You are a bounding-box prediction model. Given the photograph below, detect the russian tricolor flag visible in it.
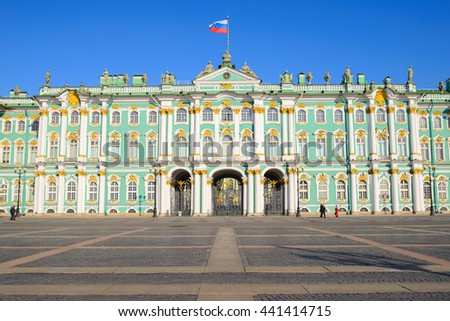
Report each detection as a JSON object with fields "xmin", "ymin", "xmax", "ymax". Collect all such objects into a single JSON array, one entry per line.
[{"xmin": 209, "ymin": 19, "xmax": 228, "ymax": 34}]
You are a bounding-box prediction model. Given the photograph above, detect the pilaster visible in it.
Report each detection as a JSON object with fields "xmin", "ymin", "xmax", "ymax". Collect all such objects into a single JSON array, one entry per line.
[
  {"xmin": 98, "ymin": 167, "xmax": 106, "ymax": 215},
  {"xmin": 370, "ymin": 167, "xmax": 379, "ymax": 213},
  {"xmin": 247, "ymin": 170, "xmax": 255, "ymax": 214},
  {"xmin": 391, "ymin": 167, "xmax": 400, "ymax": 214},
  {"xmin": 350, "ymin": 167, "xmax": 358, "ymax": 214},
  {"xmin": 387, "ymin": 104, "xmax": 397, "ymax": 160},
  {"xmin": 57, "ymin": 168, "xmax": 65, "ymax": 213}
]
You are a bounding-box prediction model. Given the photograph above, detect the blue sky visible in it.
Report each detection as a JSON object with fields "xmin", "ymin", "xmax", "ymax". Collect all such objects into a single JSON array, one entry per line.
[{"xmin": 0, "ymin": 0, "xmax": 449, "ymax": 96}]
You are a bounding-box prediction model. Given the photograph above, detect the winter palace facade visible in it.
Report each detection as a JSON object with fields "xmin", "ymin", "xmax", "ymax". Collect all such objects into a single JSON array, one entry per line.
[{"xmin": 1, "ymin": 52, "xmax": 450, "ymax": 216}]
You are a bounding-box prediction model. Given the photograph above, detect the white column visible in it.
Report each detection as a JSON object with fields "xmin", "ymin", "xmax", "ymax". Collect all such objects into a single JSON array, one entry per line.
[
  {"xmin": 59, "ymin": 106, "xmax": 68, "ymax": 162},
  {"xmin": 37, "ymin": 103, "xmax": 49, "ymax": 162},
  {"xmin": 189, "ymin": 105, "xmax": 195, "ymax": 158},
  {"xmin": 288, "ymin": 168, "xmax": 295, "ymax": 215},
  {"xmin": 368, "ymin": 106, "xmax": 377, "ymax": 160},
  {"xmin": 76, "ymin": 171, "xmax": 86, "ymax": 213},
  {"xmin": 408, "ymin": 105, "xmax": 420, "ymax": 160},
  {"xmin": 159, "ymin": 169, "xmax": 170, "ymax": 215},
  {"xmin": 371, "ymin": 168, "xmax": 380, "ymax": 213},
  {"xmin": 252, "ymin": 99, "xmax": 264, "ymax": 158},
  {"xmin": 385, "ymin": 107, "xmax": 396, "ymax": 161},
  {"xmin": 78, "ymin": 103, "xmax": 88, "ymax": 162},
  {"xmin": 166, "ymin": 109, "xmax": 173, "ymax": 160},
  {"xmin": 57, "ymin": 171, "xmax": 65, "ymax": 213},
  {"xmin": 243, "ymin": 177, "xmax": 248, "ymax": 215},
  {"xmin": 234, "ymin": 108, "xmax": 240, "ymax": 156},
  {"xmin": 347, "ymin": 106, "xmax": 356, "ymax": 160},
  {"xmin": 350, "ymin": 168, "xmax": 358, "ymax": 214},
  {"xmin": 255, "ymin": 170, "xmax": 263, "ymax": 215},
  {"xmin": 214, "ymin": 108, "xmax": 220, "ymax": 142},
  {"xmin": 288, "ymin": 108, "xmax": 295, "ymax": 156},
  {"xmin": 98, "ymin": 168, "xmax": 106, "ymax": 215},
  {"xmin": 200, "ymin": 171, "xmax": 208, "ymax": 215},
  {"xmin": 391, "ymin": 168, "xmax": 400, "ymax": 214},
  {"xmin": 283, "ymin": 176, "xmax": 289, "ymax": 215},
  {"xmin": 247, "ymin": 170, "xmax": 254, "ymax": 214},
  {"xmin": 100, "ymin": 102, "xmax": 108, "ymax": 161},
  {"xmin": 204, "ymin": 176, "xmax": 212, "ymax": 215},
  {"xmin": 156, "ymin": 171, "xmax": 161, "ymax": 215},
  {"xmin": 34, "ymin": 170, "xmax": 45, "ymax": 214},
  {"xmin": 281, "ymin": 109, "xmax": 288, "ymax": 158},
  {"xmin": 193, "ymin": 170, "xmax": 201, "ymax": 215},
  {"xmin": 412, "ymin": 167, "xmax": 422, "ymax": 213},
  {"xmin": 159, "ymin": 109, "xmax": 167, "ymax": 160}
]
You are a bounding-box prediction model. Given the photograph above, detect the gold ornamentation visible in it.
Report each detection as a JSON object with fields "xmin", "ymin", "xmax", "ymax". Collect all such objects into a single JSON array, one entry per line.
[
  {"xmin": 242, "ymin": 129, "xmax": 252, "ymax": 137},
  {"xmin": 269, "ymin": 128, "xmax": 278, "ymax": 137},
  {"xmin": 221, "ymin": 83, "xmax": 232, "ymax": 90},
  {"xmin": 203, "ymin": 102, "xmax": 212, "ymax": 107},
  {"xmin": 50, "ymin": 105, "xmax": 59, "ymax": 111},
  {"xmin": 233, "ymin": 108, "xmax": 241, "ymax": 114},
  {"xmin": 48, "ymin": 176, "xmax": 56, "ymax": 183},
  {"xmin": 159, "ymin": 170, "xmax": 167, "ymax": 175},
  {"xmin": 387, "ymin": 106, "xmax": 395, "ymax": 114},
  {"xmin": 129, "ymin": 132, "xmax": 139, "ymax": 140},
  {"xmin": 390, "ymin": 168, "xmax": 399, "ymax": 174},
  {"xmin": 298, "ymin": 103, "xmax": 305, "ymax": 108},
  {"xmin": 242, "ymin": 102, "xmax": 251, "ymax": 107},
  {"xmin": 317, "ymin": 104, "xmax": 324, "ymax": 108},
  {"xmin": 98, "ymin": 170, "xmax": 106, "ymax": 176},
  {"xmin": 268, "ymin": 102, "xmax": 278, "ymax": 107},
  {"xmin": 347, "ymin": 107, "xmax": 354, "ymax": 113},
  {"xmin": 130, "ymin": 105, "xmax": 138, "ymax": 110},
  {"xmin": 375, "ymin": 89, "xmax": 386, "ymax": 106},
  {"xmin": 337, "ymin": 173, "xmax": 345, "ymax": 180},
  {"xmin": 400, "ymin": 173, "xmax": 409, "ymax": 181},
  {"xmin": 56, "ymin": 170, "xmax": 65, "ymax": 176},
  {"xmin": 101, "ymin": 109, "xmax": 108, "ymax": 116},
  {"xmin": 253, "ymin": 106, "xmax": 265, "ymax": 114},
  {"xmin": 222, "ymin": 100, "xmax": 232, "ymax": 107},
  {"xmin": 335, "ymin": 103, "xmax": 343, "ymax": 108},
  {"xmin": 128, "ymin": 175, "xmax": 137, "ymax": 182},
  {"xmin": 177, "ymin": 102, "xmax": 186, "ymax": 108},
  {"xmin": 177, "ymin": 130, "xmax": 186, "ymax": 138},
  {"xmin": 206, "ymin": 179, "xmax": 212, "ymax": 185},
  {"xmin": 367, "ymin": 106, "xmax": 376, "ymax": 114},
  {"xmin": 214, "ymin": 108, "xmax": 221, "ymax": 114},
  {"xmin": 68, "ymin": 91, "xmax": 80, "ymax": 108},
  {"xmin": 30, "ymin": 140, "xmax": 38, "ymax": 146},
  {"xmin": 318, "ymin": 174, "xmax": 327, "ymax": 182},
  {"xmin": 369, "ymin": 169, "xmax": 379, "ymax": 175},
  {"xmin": 17, "ymin": 114, "xmax": 25, "ymax": 120},
  {"xmin": 31, "ymin": 115, "xmax": 39, "ymax": 120},
  {"xmin": 350, "ymin": 169, "xmax": 357, "ymax": 175},
  {"xmin": 397, "ymin": 103, "xmax": 404, "ymax": 108},
  {"xmin": 242, "ymin": 179, "xmax": 247, "ymax": 185},
  {"xmin": 15, "ymin": 141, "xmax": 24, "ymax": 147},
  {"xmin": 408, "ymin": 107, "xmax": 418, "ymax": 114},
  {"xmin": 80, "ymin": 109, "xmax": 89, "ymax": 116},
  {"xmin": 88, "ymin": 175, "xmax": 97, "ymax": 183},
  {"xmin": 39, "ymin": 110, "xmax": 49, "ymax": 117},
  {"xmin": 254, "ymin": 170, "xmax": 261, "ymax": 175},
  {"xmin": 76, "ymin": 170, "xmax": 86, "ymax": 176},
  {"xmin": 148, "ymin": 104, "xmax": 156, "ymax": 109}
]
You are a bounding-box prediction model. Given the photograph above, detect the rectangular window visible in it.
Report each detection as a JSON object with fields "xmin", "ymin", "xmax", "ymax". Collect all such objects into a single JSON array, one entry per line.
[
  {"xmin": 421, "ymin": 142, "xmax": 429, "ymax": 160},
  {"xmin": 316, "ymin": 138, "xmax": 326, "ymax": 158},
  {"xmin": 356, "ymin": 138, "xmax": 366, "ymax": 157},
  {"xmin": 29, "ymin": 146, "xmax": 37, "ymax": 164},
  {"xmin": 90, "ymin": 140, "xmax": 99, "ymax": 159},
  {"xmin": 398, "ymin": 137, "xmax": 407, "ymax": 157},
  {"xmin": 49, "ymin": 141, "xmax": 58, "ymax": 159},
  {"xmin": 15, "ymin": 146, "xmax": 24, "ymax": 164},
  {"xmin": 334, "ymin": 137, "xmax": 345, "ymax": 157},
  {"xmin": 435, "ymin": 142, "xmax": 444, "ymax": 161},
  {"xmin": 147, "ymin": 181, "xmax": 156, "ymax": 201},
  {"xmin": 1, "ymin": 146, "xmax": 11, "ymax": 164}
]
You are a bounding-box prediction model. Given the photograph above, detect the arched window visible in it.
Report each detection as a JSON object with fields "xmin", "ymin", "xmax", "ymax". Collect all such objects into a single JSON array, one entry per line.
[
  {"xmin": 397, "ymin": 137, "xmax": 407, "ymax": 157},
  {"xmin": 377, "ymin": 137, "xmax": 388, "ymax": 156},
  {"xmin": 433, "ymin": 116, "xmax": 442, "ymax": 129},
  {"xmin": 396, "ymin": 109, "xmax": 406, "ymax": 122},
  {"xmin": 110, "ymin": 140, "xmax": 120, "ymax": 158},
  {"xmin": 147, "ymin": 139, "xmax": 157, "ymax": 159},
  {"xmin": 17, "ymin": 120, "xmax": 25, "ymax": 132},
  {"xmin": 267, "ymin": 108, "xmax": 279, "ymax": 122},
  {"xmin": 222, "ymin": 135, "xmax": 233, "ymax": 157},
  {"xmin": 316, "ymin": 109, "xmax": 325, "ymax": 123},
  {"xmin": 127, "ymin": 181, "xmax": 137, "ymax": 201},
  {"xmin": 112, "ymin": 111, "xmax": 121, "ymax": 124},
  {"xmin": 0, "ymin": 184, "xmax": 7, "ymax": 202},
  {"xmin": 68, "ymin": 139, "xmax": 78, "ymax": 159},
  {"xmin": 202, "ymin": 108, "xmax": 213, "ymax": 122},
  {"xmin": 3, "ymin": 120, "xmax": 12, "ymax": 132},
  {"xmin": 110, "ymin": 181, "xmax": 119, "ymax": 201},
  {"xmin": 334, "ymin": 136, "xmax": 345, "ymax": 157},
  {"xmin": 267, "ymin": 135, "xmax": 279, "ymax": 158},
  {"xmin": 128, "ymin": 140, "xmax": 139, "ymax": 159},
  {"xmin": 242, "ymin": 136, "xmax": 254, "ymax": 157},
  {"xmin": 50, "ymin": 112, "xmax": 60, "ymax": 125},
  {"xmin": 203, "ymin": 136, "xmax": 214, "ymax": 157},
  {"xmin": 298, "ymin": 137, "xmax": 308, "ymax": 158},
  {"xmin": 419, "ymin": 116, "xmax": 428, "ymax": 130},
  {"xmin": 355, "ymin": 109, "xmax": 365, "ymax": 122},
  {"xmin": 26, "ymin": 182, "xmax": 34, "ymax": 202},
  {"xmin": 336, "ymin": 180, "xmax": 346, "ymax": 200},
  {"xmin": 298, "ymin": 109, "xmax": 307, "ymax": 122},
  {"xmin": 130, "ymin": 111, "xmax": 139, "ymax": 123},
  {"xmin": 380, "ymin": 179, "xmax": 390, "ymax": 200},
  {"xmin": 376, "ymin": 109, "xmax": 386, "ymax": 122},
  {"xmin": 420, "ymin": 141, "xmax": 429, "ymax": 160},
  {"xmin": 67, "ymin": 181, "xmax": 77, "ymax": 201},
  {"xmin": 31, "ymin": 120, "xmax": 39, "ymax": 132},
  {"xmin": 176, "ymin": 109, "xmax": 187, "ymax": 123},
  {"xmin": 148, "ymin": 111, "xmax": 157, "ymax": 123},
  {"xmin": 423, "ymin": 182, "xmax": 431, "ymax": 199},
  {"xmin": 299, "ymin": 180, "xmax": 308, "ymax": 199},
  {"xmin": 318, "ymin": 180, "xmax": 328, "ymax": 200},
  {"xmin": 334, "ymin": 109, "xmax": 343, "ymax": 123},
  {"xmin": 147, "ymin": 180, "xmax": 156, "ymax": 201},
  {"xmin": 438, "ymin": 182, "xmax": 447, "ymax": 200},
  {"xmin": 91, "ymin": 111, "xmax": 100, "ymax": 125},
  {"xmin": 400, "ymin": 180, "xmax": 409, "ymax": 199},
  {"xmin": 356, "ymin": 136, "xmax": 366, "ymax": 157},
  {"xmin": 89, "ymin": 182, "xmax": 98, "ymax": 202},
  {"xmin": 174, "ymin": 136, "xmax": 188, "ymax": 158},
  {"xmin": 90, "ymin": 139, "xmax": 99, "ymax": 159},
  {"xmin": 358, "ymin": 180, "xmax": 368, "ymax": 200},
  {"xmin": 221, "ymin": 108, "xmax": 233, "ymax": 122},
  {"xmin": 241, "ymin": 108, "xmax": 252, "ymax": 121},
  {"xmin": 70, "ymin": 110, "xmax": 79, "ymax": 124}
]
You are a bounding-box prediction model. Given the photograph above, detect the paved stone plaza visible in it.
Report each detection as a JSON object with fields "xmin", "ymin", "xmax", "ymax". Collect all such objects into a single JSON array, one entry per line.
[{"xmin": 0, "ymin": 215, "xmax": 449, "ymax": 300}]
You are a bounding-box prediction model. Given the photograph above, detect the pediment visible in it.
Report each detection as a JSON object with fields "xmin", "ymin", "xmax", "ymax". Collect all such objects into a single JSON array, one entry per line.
[{"xmin": 193, "ymin": 67, "xmax": 261, "ymax": 85}]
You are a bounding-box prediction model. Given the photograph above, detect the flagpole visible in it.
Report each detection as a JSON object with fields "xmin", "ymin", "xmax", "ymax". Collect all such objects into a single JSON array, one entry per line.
[{"xmin": 227, "ymin": 16, "xmax": 230, "ymax": 53}]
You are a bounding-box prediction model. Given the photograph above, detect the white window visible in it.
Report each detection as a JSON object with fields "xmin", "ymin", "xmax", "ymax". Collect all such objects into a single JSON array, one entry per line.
[
  {"xmin": 110, "ymin": 140, "xmax": 120, "ymax": 158},
  {"xmin": 397, "ymin": 137, "xmax": 407, "ymax": 157},
  {"xmin": 356, "ymin": 137, "xmax": 366, "ymax": 157},
  {"xmin": 221, "ymin": 108, "xmax": 233, "ymax": 122},
  {"xmin": 148, "ymin": 111, "xmax": 157, "ymax": 123},
  {"xmin": 89, "ymin": 182, "xmax": 98, "ymax": 202},
  {"xmin": 3, "ymin": 120, "xmax": 12, "ymax": 132},
  {"xmin": 358, "ymin": 181, "xmax": 368, "ymax": 200},
  {"xmin": 424, "ymin": 182, "xmax": 431, "ymax": 199},
  {"xmin": 421, "ymin": 141, "xmax": 429, "ymax": 160},
  {"xmin": 29, "ymin": 145, "xmax": 37, "ymax": 163},
  {"xmin": 27, "ymin": 182, "xmax": 34, "ymax": 202},
  {"xmin": 318, "ymin": 180, "xmax": 328, "ymax": 200},
  {"xmin": 1, "ymin": 146, "xmax": 10, "ymax": 164},
  {"xmin": 334, "ymin": 110, "xmax": 343, "ymax": 123},
  {"xmin": 334, "ymin": 137, "xmax": 345, "ymax": 157},
  {"xmin": 298, "ymin": 138, "xmax": 308, "ymax": 158},
  {"xmin": 316, "ymin": 109, "xmax": 325, "ymax": 123},
  {"xmin": 203, "ymin": 136, "xmax": 214, "ymax": 157},
  {"xmin": 147, "ymin": 140, "xmax": 157, "ymax": 159},
  {"xmin": 112, "ymin": 111, "xmax": 121, "ymax": 124},
  {"xmin": 433, "ymin": 117, "xmax": 442, "ymax": 129},
  {"xmin": 268, "ymin": 135, "xmax": 279, "ymax": 158},
  {"xmin": 48, "ymin": 182, "xmax": 57, "ymax": 201},
  {"xmin": 336, "ymin": 180, "xmax": 346, "ymax": 200},
  {"xmin": 222, "ymin": 135, "xmax": 233, "ymax": 158},
  {"xmin": 435, "ymin": 141, "xmax": 444, "ymax": 161},
  {"xmin": 70, "ymin": 110, "xmax": 79, "ymax": 124},
  {"xmin": 174, "ymin": 136, "xmax": 188, "ymax": 159},
  {"xmin": 15, "ymin": 146, "xmax": 24, "ymax": 164},
  {"xmin": 110, "ymin": 181, "xmax": 119, "ymax": 201},
  {"xmin": 128, "ymin": 140, "xmax": 139, "ymax": 159},
  {"xmin": 17, "ymin": 120, "xmax": 25, "ymax": 132},
  {"xmin": 419, "ymin": 117, "xmax": 428, "ymax": 130},
  {"xmin": 91, "ymin": 111, "xmax": 100, "ymax": 125},
  {"xmin": 376, "ymin": 109, "xmax": 386, "ymax": 122},
  {"xmin": 0, "ymin": 184, "xmax": 8, "ymax": 202},
  {"xmin": 147, "ymin": 181, "xmax": 156, "ymax": 201},
  {"xmin": 12, "ymin": 183, "xmax": 19, "ymax": 203},
  {"xmin": 377, "ymin": 137, "xmax": 388, "ymax": 156},
  {"xmin": 267, "ymin": 108, "xmax": 279, "ymax": 122},
  {"xmin": 241, "ymin": 108, "xmax": 252, "ymax": 122},
  {"xmin": 49, "ymin": 140, "xmax": 58, "ymax": 159},
  {"xmin": 316, "ymin": 137, "xmax": 326, "ymax": 158},
  {"xmin": 242, "ymin": 136, "xmax": 254, "ymax": 157},
  {"xmin": 438, "ymin": 182, "xmax": 447, "ymax": 200},
  {"xmin": 396, "ymin": 109, "xmax": 406, "ymax": 122},
  {"xmin": 202, "ymin": 108, "xmax": 213, "ymax": 122},
  {"xmin": 68, "ymin": 140, "xmax": 78, "ymax": 159},
  {"xmin": 127, "ymin": 181, "xmax": 137, "ymax": 201},
  {"xmin": 50, "ymin": 112, "xmax": 60, "ymax": 125},
  {"xmin": 380, "ymin": 179, "xmax": 390, "ymax": 200},
  {"xmin": 31, "ymin": 120, "xmax": 39, "ymax": 132},
  {"xmin": 355, "ymin": 109, "xmax": 365, "ymax": 122},
  {"xmin": 176, "ymin": 109, "xmax": 187, "ymax": 123},
  {"xmin": 90, "ymin": 140, "xmax": 99, "ymax": 159},
  {"xmin": 400, "ymin": 180, "xmax": 409, "ymax": 199},
  {"xmin": 299, "ymin": 180, "xmax": 308, "ymax": 199},
  {"xmin": 67, "ymin": 181, "xmax": 77, "ymax": 201},
  {"xmin": 298, "ymin": 110, "xmax": 307, "ymax": 122},
  {"xmin": 130, "ymin": 111, "xmax": 139, "ymax": 123}
]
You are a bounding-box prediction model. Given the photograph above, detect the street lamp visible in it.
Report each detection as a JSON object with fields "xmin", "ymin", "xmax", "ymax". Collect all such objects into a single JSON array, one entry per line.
[
  {"xmin": 296, "ymin": 165, "xmax": 304, "ymax": 217},
  {"xmin": 138, "ymin": 195, "xmax": 146, "ymax": 216},
  {"xmin": 380, "ymin": 193, "xmax": 389, "ymax": 215},
  {"xmin": 14, "ymin": 166, "xmax": 26, "ymax": 217}
]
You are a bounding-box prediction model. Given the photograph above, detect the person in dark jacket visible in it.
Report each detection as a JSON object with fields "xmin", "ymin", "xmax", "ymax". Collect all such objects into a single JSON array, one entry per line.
[
  {"xmin": 10, "ymin": 206, "xmax": 16, "ymax": 220},
  {"xmin": 319, "ymin": 204, "xmax": 326, "ymax": 218}
]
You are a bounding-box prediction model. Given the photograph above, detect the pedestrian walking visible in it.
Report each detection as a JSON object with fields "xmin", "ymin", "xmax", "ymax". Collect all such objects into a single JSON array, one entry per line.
[
  {"xmin": 319, "ymin": 204, "xmax": 326, "ymax": 218},
  {"xmin": 335, "ymin": 205, "xmax": 339, "ymax": 218},
  {"xmin": 9, "ymin": 206, "xmax": 16, "ymax": 221}
]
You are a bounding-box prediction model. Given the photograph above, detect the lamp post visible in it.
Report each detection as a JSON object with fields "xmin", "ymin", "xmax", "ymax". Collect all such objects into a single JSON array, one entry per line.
[
  {"xmin": 14, "ymin": 166, "xmax": 26, "ymax": 217},
  {"xmin": 138, "ymin": 195, "xmax": 146, "ymax": 216},
  {"xmin": 296, "ymin": 165, "xmax": 304, "ymax": 217}
]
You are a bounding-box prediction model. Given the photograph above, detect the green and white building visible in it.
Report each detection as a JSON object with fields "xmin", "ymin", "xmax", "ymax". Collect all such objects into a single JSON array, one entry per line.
[{"xmin": 1, "ymin": 52, "xmax": 450, "ymax": 216}]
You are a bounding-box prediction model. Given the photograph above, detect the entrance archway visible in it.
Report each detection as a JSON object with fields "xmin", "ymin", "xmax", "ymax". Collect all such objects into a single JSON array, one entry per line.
[
  {"xmin": 170, "ymin": 170, "xmax": 192, "ymax": 216},
  {"xmin": 212, "ymin": 170, "xmax": 243, "ymax": 216},
  {"xmin": 264, "ymin": 169, "xmax": 284, "ymax": 215}
]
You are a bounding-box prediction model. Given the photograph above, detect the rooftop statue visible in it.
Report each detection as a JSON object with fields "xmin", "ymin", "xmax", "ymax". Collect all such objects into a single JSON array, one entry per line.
[
  {"xmin": 324, "ymin": 71, "xmax": 331, "ymax": 84},
  {"xmin": 342, "ymin": 66, "xmax": 352, "ymax": 84},
  {"xmin": 240, "ymin": 62, "xmax": 257, "ymax": 78},
  {"xmin": 124, "ymin": 74, "xmax": 129, "ymax": 86},
  {"xmin": 161, "ymin": 71, "xmax": 176, "ymax": 85},
  {"xmin": 196, "ymin": 61, "xmax": 215, "ymax": 78},
  {"xmin": 220, "ymin": 50, "xmax": 233, "ymax": 68},
  {"xmin": 280, "ymin": 70, "xmax": 292, "ymax": 84},
  {"xmin": 142, "ymin": 73, "xmax": 148, "ymax": 85},
  {"xmin": 407, "ymin": 65, "xmax": 414, "ymax": 84},
  {"xmin": 369, "ymin": 80, "xmax": 375, "ymax": 91},
  {"xmin": 45, "ymin": 69, "xmax": 51, "ymax": 87},
  {"xmin": 102, "ymin": 68, "xmax": 109, "ymax": 85},
  {"xmin": 14, "ymin": 85, "xmax": 20, "ymax": 96},
  {"xmin": 438, "ymin": 81, "xmax": 444, "ymax": 93},
  {"xmin": 306, "ymin": 71, "xmax": 313, "ymax": 84},
  {"xmin": 384, "ymin": 76, "xmax": 392, "ymax": 88}
]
